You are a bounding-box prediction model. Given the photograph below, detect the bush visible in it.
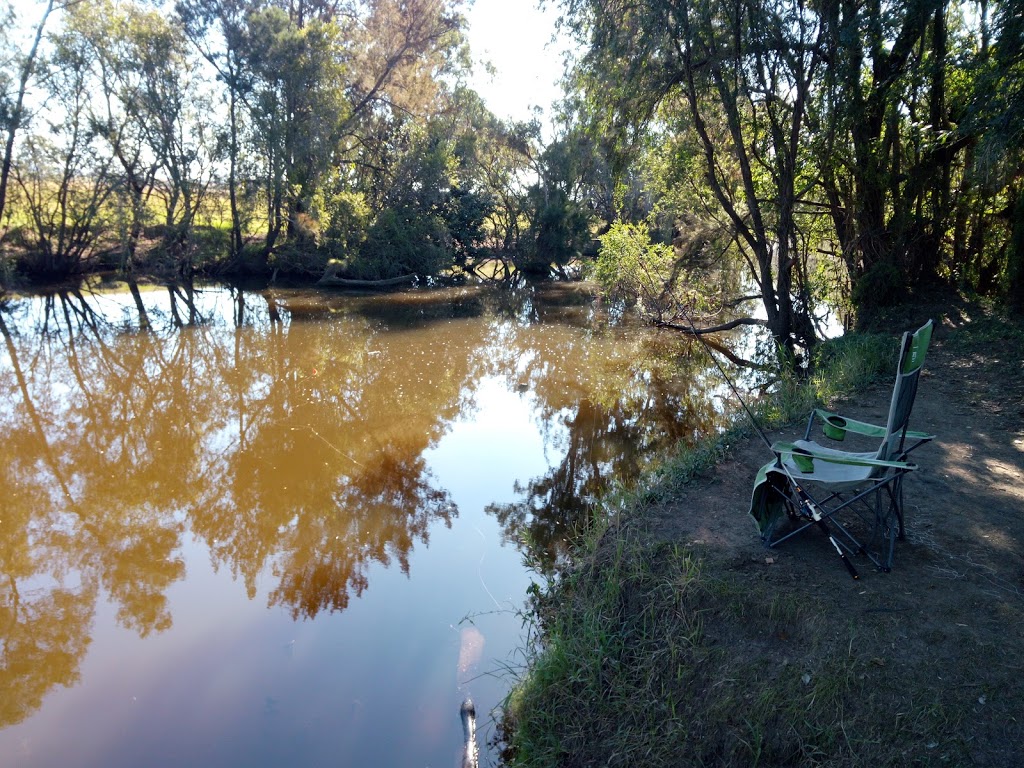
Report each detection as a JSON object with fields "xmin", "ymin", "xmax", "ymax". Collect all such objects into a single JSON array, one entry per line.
[
  {"xmin": 267, "ymin": 241, "xmax": 331, "ymax": 277},
  {"xmin": 852, "ymin": 260, "xmax": 905, "ymax": 324},
  {"xmin": 593, "ymin": 221, "xmax": 675, "ymax": 317},
  {"xmin": 318, "ymin": 189, "xmax": 370, "ymax": 259},
  {"xmin": 346, "ymin": 207, "xmax": 451, "ymax": 280}
]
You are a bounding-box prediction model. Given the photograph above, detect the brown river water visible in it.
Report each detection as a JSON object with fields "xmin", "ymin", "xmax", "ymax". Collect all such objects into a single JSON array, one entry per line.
[{"xmin": 0, "ymin": 279, "xmax": 730, "ymax": 767}]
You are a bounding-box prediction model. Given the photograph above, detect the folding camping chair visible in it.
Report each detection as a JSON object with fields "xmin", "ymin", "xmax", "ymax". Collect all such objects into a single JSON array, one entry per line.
[{"xmin": 750, "ymin": 320, "xmax": 935, "ymax": 572}]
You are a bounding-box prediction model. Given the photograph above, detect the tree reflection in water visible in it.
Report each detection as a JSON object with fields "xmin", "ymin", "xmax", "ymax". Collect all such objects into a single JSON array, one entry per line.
[
  {"xmin": 0, "ymin": 279, "xmax": 734, "ymax": 729},
  {"xmin": 481, "ymin": 285, "xmax": 725, "ymax": 574}
]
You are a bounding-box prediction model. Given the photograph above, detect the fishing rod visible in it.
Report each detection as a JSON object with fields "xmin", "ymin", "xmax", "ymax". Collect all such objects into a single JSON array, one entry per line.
[
  {"xmin": 460, "ymin": 697, "xmax": 478, "ymax": 768},
  {"xmin": 674, "ymin": 298, "xmax": 860, "ymax": 579}
]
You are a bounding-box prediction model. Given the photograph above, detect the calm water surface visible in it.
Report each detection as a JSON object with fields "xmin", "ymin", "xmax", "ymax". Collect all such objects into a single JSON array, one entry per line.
[{"xmin": 0, "ymin": 280, "xmax": 728, "ymax": 767}]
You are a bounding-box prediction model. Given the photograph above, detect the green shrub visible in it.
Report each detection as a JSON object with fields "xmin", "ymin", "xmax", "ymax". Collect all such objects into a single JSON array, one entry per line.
[
  {"xmin": 593, "ymin": 221, "xmax": 675, "ymax": 317},
  {"xmin": 318, "ymin": 189, "xmax": 370, "ymax": 259},
  {"xmin": 347, "ymin": 208, "xmax": 451, "ymax": 280},
  {"xmin": 852, "ymin": 260, "xmax": 905, "ymax": 322}
]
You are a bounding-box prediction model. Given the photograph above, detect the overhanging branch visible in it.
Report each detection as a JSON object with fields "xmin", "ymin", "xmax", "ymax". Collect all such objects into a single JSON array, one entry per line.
[
  {"xmin": 657, "ymin": 317, "xmax": 768, "ymax": 334},
  {"xmin": 655, "ymin": 317, "xmax": 770, "ymax": 369}
]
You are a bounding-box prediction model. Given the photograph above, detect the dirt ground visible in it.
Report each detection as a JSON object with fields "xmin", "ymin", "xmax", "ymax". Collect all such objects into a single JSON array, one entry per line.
[{"xmin": 637, "ymin": 307, "xmax": 1024, "ymax": 764}]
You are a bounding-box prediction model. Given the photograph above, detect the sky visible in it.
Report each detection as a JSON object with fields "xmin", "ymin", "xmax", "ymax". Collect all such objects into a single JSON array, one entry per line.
[{"xmin": 463, "ymin": 0, "xmax": 572, "ymax": 124}]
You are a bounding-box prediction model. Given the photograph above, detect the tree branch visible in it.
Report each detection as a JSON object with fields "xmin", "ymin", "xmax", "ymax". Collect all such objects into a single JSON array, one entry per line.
[{"xmin": 656, "ymin": 316, "xmax": 768, "ymax": 334}]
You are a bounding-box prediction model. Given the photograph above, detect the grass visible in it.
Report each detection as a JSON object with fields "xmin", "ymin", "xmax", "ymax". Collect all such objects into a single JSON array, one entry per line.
[
  {"xmin": 764, "ymin": 332, "xmax": 895, "ymax": 427},
  {"xmin": 501, "ymin": 533, "xmax": 710, "ymax": 767},
  {"xmin": 497, "ymin": 323, "xmax": 980, "ymax": 767},
  {"xmin": 500, "ymin": 521, "xmax": 906, "ymax": 767},
  {"xmin": 502, "ymin": 549, "xmax": 983, "ymax": 765}
]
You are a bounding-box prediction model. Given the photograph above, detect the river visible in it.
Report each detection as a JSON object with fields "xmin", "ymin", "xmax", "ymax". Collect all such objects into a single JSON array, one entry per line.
[{"xmin": 0, "ymin": 278, "xmax": 730, "ymax": 767}]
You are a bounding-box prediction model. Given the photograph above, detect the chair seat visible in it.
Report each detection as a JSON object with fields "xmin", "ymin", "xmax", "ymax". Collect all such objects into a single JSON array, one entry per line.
[{"xmin": 780, "ymin": 439, "xmax": 879, "ymax": 488}]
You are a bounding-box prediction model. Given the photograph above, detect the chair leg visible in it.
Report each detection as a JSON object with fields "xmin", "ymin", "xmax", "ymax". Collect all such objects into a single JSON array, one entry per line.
[
  {"xmin": 895, "ymin": 475, "xmax": 907, "ymax": 541},
  {"xmin": 767, "ymin": 474, "xmax": 910, "ymax": 573},
  {"xmin": 869, "ymin": 483, "xmax": 903, "ymax": 572}
]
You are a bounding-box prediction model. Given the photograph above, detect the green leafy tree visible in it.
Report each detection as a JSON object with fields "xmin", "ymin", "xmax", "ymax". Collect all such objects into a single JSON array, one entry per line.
[
  {"xmin": 978, "ymin": 1, "xmax": 1024, "ymax": 309},
  {"xmin": 83, "ymin": 0, "xmax": 215, "ymax": 277},
  {"xmin": 345, "ymin": 118, "xmax": 492, "ymax": 279},
  {"xmin": 559, "ymin": 0, "xmax": 1022, "ymax": 334},
  {"xmin": 0, "ymin": 0, "xmax": 56, "ymax": 256},
  {"xmin": 242, "ymin": 6, "xmax": 350, "ymax": 254},
  {"xmin": 13, "ymin": 17, "xmax": 121, "ymax": 279},
  {"xmin": 177, "ymin": 0, "xmax": 254, "ymax": 264},
  {"xmin": 431, "ymin": 90, "xmax": 539, "ymax": 273},
  {"xmin": 558, "ymin": 0, "xmax": 823, "ymax": 351},
  {"xmin": 518, "ymin": 128, "xmax": 599, "ymax": 276},
  {"xmin": 594, "ymin": 221, "xmax": 674, "ymax": 315}
]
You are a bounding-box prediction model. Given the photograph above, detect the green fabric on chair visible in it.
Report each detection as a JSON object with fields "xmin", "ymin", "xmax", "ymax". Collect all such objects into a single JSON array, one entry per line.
[{"xmin": 902, "ymin": 319, "xmax": 932, "ymax": 374}]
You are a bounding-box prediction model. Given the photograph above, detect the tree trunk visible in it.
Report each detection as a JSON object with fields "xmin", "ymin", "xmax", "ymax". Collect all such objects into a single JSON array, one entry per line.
[
  {"xmin": 1007, "ymin": 188, "xmax": 1024, "ymax": 311},
  {"xmin": 227, "ymin": 75, "xmax": 244, "ymax": 260}
]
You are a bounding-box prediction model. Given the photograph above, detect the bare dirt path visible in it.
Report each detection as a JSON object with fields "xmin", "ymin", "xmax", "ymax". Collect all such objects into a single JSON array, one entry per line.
[{"xmin": 636, "ymin": 308, "xmax": 1024, "ymax": 764}]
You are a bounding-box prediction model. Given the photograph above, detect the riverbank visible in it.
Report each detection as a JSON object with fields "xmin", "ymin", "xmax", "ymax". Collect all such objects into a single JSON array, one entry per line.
[{"xmin": 500, "ymin": 294, "xmax": 1024, "ymax": 767}]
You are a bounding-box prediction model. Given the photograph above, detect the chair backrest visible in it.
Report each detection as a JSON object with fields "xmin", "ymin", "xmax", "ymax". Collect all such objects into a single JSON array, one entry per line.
[{"xmin": 876, "ymin": 319, "xmax": 933, "ymax": 462}]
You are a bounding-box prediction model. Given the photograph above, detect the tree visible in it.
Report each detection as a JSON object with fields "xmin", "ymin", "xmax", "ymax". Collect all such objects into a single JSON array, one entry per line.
[
  {"xmin": 13, "ymin": 15, "xmax": 119, "ymax": 279},
  {"xmin": 561, "ymin": 0, "xmax": 1023, "ymax": 336},
  {"xmin": 1, "ymin": 0, "xmax": 512, "ymax": 282},
  {"xmin": 517, "ymin": 126, "xmax": 604, "ymax": 276},
  {"xmin": 344, "ymin": 118, "xmax": 492, "ymax": 279},
  {"xmin": 177, "ymin": 0, "xmax": 253, "ymax": 264},
  {"xmin": 978, "ymin": 0, "xmax": 1024, "ymax": 309},
  {"xmin": 74, "ymin": 0, "xmax": 215, "ymax": 278},
  {"xmin": 0, "ymin": 0, "xmax": 56, "ymax": 251},
  {"xmin": 126, "ymin": 8, "xmax": 216, "ymax": 276},
  {"xmin": 176, "ymin": 0, "xmax": 465, "ymax": 274},
  {"xmin": 241, "ymin": 6, "xmax": 350, "ymax": 255},
  {"xmin": 411, "ymin": 88, "xmax": 533, "ymax": 274},
  {"xmin": 560, "ymin": 0, "xmax": 823, "ymax": 352},
  {"xmin": 813, "ymin": 0, "xmax": 950, "ymax": 308}
]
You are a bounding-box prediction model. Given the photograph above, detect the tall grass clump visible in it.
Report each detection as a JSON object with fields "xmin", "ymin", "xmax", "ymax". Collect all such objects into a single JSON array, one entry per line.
[
  {"xmin": 500, "ymin": 530, "xmax": 714, "ymax": 767},
  {"xmin": 758, "ymin": 332, "xmax": 895, "ymax": 429},
  {"xmin": 809, "ymin": 333, "xmax": 895, "ymax": 402}
]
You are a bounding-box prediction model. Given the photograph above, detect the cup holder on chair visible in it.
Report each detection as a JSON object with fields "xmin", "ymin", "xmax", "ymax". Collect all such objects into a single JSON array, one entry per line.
[{"xmin": 823, "ymin": 415, "xmax": 848, "ymax": 441}]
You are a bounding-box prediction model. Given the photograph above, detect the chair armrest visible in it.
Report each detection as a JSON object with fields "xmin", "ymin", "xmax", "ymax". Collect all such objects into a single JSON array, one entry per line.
[
  {"xmin": 812, "ymin": 408, "xmax": 935, "ymax": 441},
  {"xmin": 772, "ymin": 441, "xmax": 919, "ymax": 471}
]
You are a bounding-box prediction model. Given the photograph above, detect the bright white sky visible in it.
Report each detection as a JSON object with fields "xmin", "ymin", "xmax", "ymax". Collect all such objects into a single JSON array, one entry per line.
[{"xmin": 463, "ymin": 0, "xmax": 571, "ymax": 124}]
